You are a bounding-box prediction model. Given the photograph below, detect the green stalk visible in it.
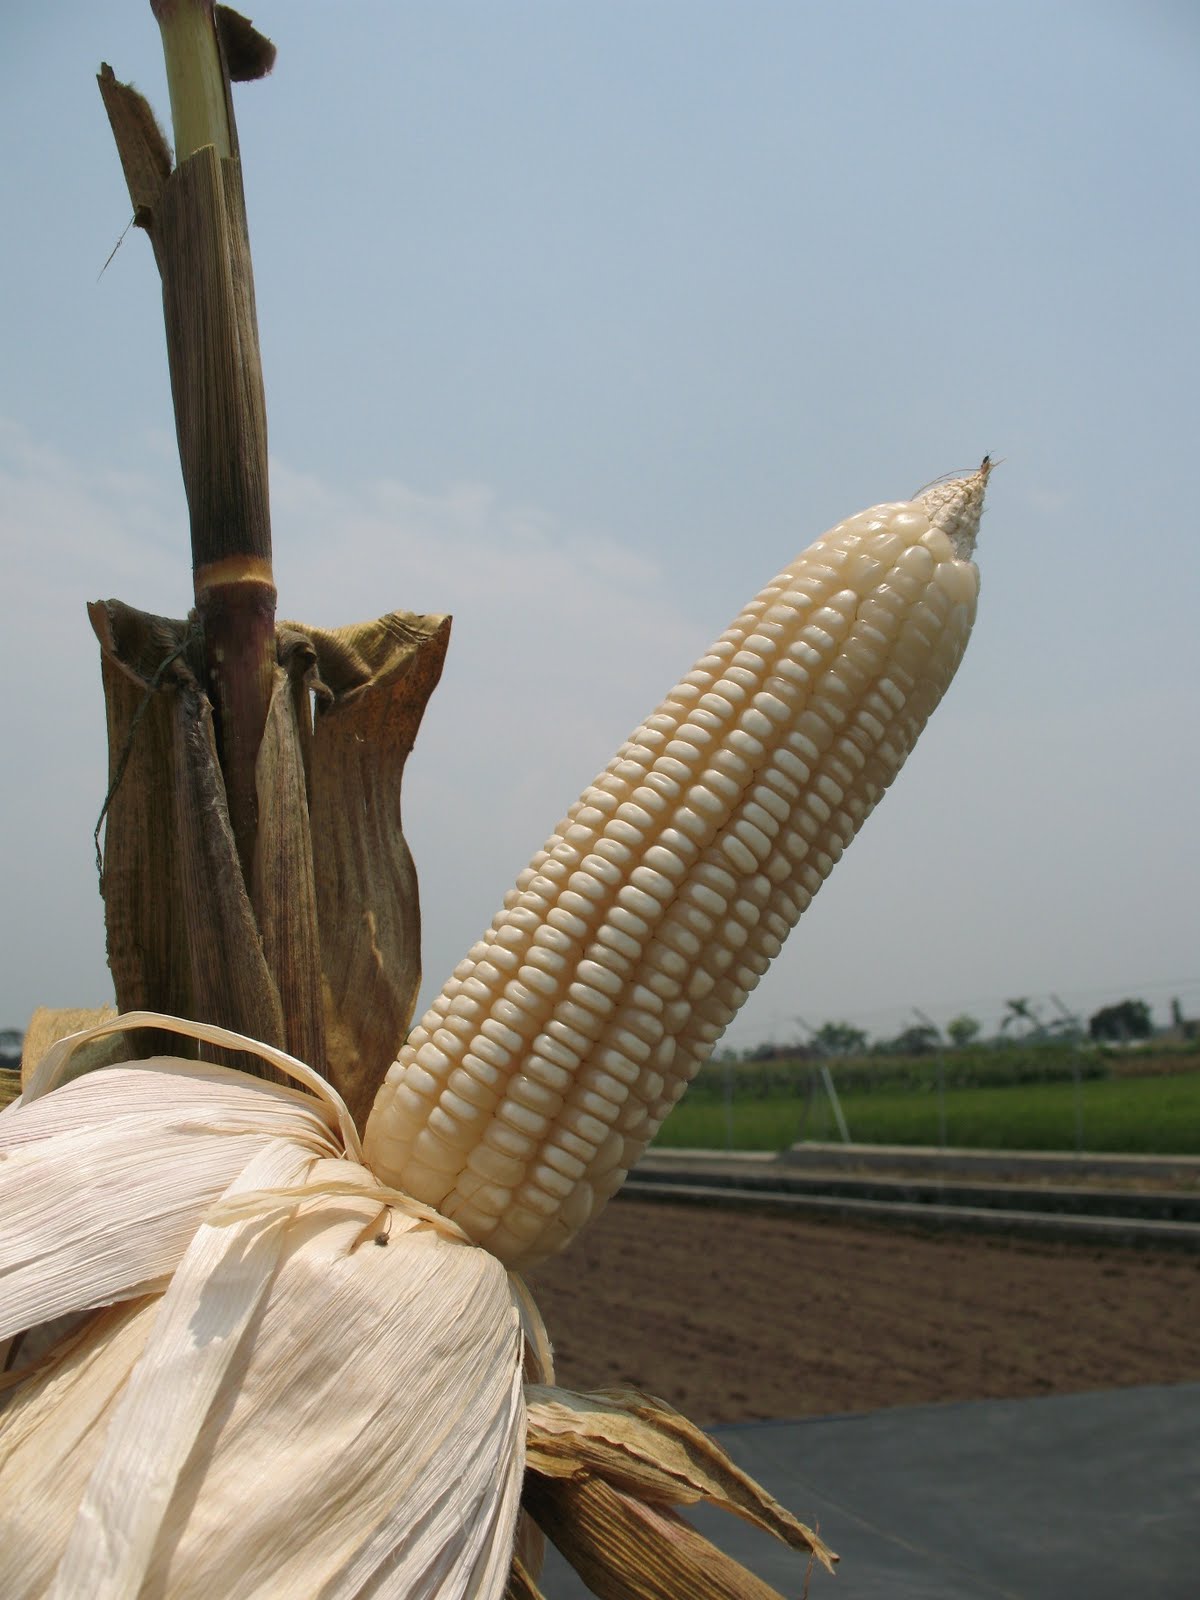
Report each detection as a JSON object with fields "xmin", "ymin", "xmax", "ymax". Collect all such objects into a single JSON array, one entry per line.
[{"xmin": 150, "ymin": 0, "xmax": 233, "ymax": 162}]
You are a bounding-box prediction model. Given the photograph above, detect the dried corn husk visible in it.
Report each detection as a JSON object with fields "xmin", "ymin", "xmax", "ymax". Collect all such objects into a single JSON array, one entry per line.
[
  {"xmin": 89, "ymin": 594, "xmax": 450, "ymax": 1118},
  {"xmin": 19, "ymin": 1004, "xmax": 122, "ymax": 1085},
  {"xmin": 0, "ymin": 1014, "xmax": 524, "ymax": 1600},
  {"xmin": 521, "ymin": 1386, "xmax": 835, "ymax": 1599},
  {"xmin": 2, "ymin": 1013, "xmax": 834, "ymax": 1598}
]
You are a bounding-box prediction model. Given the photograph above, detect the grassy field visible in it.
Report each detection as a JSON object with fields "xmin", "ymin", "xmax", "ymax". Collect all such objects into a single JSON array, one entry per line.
[{"xmin": 654, "ymin": 1048, "xmax": 1200, "ymax": 1154}]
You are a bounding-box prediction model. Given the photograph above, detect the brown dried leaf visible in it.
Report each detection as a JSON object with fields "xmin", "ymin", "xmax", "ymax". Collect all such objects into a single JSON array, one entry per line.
[
  {"xmin": 172, "ymin": 671, "xmax": 286, "ymax": 1072},
  {"xmin": 90, "ymin": 600, "xmax": 448, "ymax": 1101},
  {"xmin": 154, "ymin": 149, "xmax": 270, "ymax": 574},
  {"xmin": 90, "ymin": 600, "xmax": 286, "ymax": 1078},
  {"xmin": 299, "ymin": 611, "xmax": 451, "ymax": 1129},
  {"xmin": 509, "ymin": 1506, "xmax": 547, "ymax": 1595},
  {"xmin": 90, "ymin": 601, "xmax": 195, "ymax": 1056},
  {"xmin": 252, "ymin": 668, "xmax": 326, "ymax": 1074},
  {"xmin": 96, "ymin": 65, "xmax": 171, "ymax": 239},
  {"xmin": 504, "ymin": 1551, "xmax": 548, "ymax": 1600},
  {"xmin": 525, "ymin": 1385, "xmax": 835, "ymax": 1573},
  {"xmin": 215, "ymin": 6, "xmax": 277, "ymax": 81},
  {"xmin": 524, "ymin": 1471, "xmax": 793, "ymax": 1600}
]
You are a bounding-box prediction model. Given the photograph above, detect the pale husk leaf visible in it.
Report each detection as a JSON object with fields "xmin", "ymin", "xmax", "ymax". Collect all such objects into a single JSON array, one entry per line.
[
  {"xmin": 0, "ymin": 1299, "xmax": 162, "ymax": 1574},
  {"xmin": 0, "ymin": 1015, "xmax": 526, "ymax": 1600},
  {"xmin": 20, "ymin": 1004, "xmax": 122, "ymax": 1085},
  {"xmin": 0, "ymin": 1059, "xmax": 339, "ymax": 1340},
  {"xmin": 20, "ymin": 1009, "xmax": 361, "ymax": 1155}
]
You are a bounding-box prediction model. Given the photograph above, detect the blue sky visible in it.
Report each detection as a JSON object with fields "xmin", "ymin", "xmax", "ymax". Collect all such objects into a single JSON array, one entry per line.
[{"xmin": 2, "ymin": 1, "xmax": 1197, "ymax": 1051}]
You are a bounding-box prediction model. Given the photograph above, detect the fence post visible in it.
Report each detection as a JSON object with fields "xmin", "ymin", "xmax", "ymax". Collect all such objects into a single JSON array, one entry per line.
[
  {"xmin": 819, "ymin": 1064, "xmax": 852, "ymax": 1144},
  {"xmin": 797, "ymin": 1068, "xmax": 815, "ymax": 1142},
  {"xmin": 913, "ymin": 1007, "xmax": 947, "ymax": 1149},
  {"xmin": 721, "ymin": 1055, "xmax": 735, "ymax": 1152},
  {"xmin": 1071, "ymin": 1048, "xmax": 1084, "ymax": 1153}
]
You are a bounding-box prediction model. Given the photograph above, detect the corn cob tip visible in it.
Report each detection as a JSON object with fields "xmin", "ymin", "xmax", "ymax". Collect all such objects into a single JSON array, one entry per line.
[{"xmin": 914, "ymin": 455, "xmax": 992, "ymax": 560}]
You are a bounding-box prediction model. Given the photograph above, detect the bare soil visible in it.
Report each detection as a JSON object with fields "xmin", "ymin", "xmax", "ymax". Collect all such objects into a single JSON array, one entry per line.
[{"xmin": 525, "ymin": 1199, "xmax": 1200, "ymax": 1425}]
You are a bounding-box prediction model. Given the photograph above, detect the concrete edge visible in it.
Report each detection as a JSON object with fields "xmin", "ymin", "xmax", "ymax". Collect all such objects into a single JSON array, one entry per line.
[
  {"xmin": 646, "ymin": 1142, "xmax": 1200, "ymax": 1185},
  {"xmin": 617, "ymin": 1178, "xmax": 1200, "ymax": 1250}
]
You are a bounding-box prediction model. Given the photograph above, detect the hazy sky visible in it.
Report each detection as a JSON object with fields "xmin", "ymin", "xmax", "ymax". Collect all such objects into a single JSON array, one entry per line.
[{"xmin": 2, "ymin": 1, "xmax": 1197, "ymax": 1055}]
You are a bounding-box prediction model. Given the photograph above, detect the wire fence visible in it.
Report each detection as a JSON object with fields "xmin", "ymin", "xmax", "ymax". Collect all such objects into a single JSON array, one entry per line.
[{"xmin": 657, "ymin": 1037, "xmax": 1200, "ymax": 1157}]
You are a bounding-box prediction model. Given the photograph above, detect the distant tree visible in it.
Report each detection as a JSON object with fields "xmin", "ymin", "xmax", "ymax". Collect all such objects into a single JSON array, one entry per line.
[
  {"xmin": 1000, "ymin": 998, "xmax": 1044, "ymax": 1038},
  {"xmin": 0, "ymin": 1029, "xmax": 22, "ymax": 1067},
  {"xmin": 1088, "ymin": 999, "xmax": 1152, "ymax": 1043},
  {"xmin": 946, "ymin": 1013, "xmax": 981, "ymax": 1049},
  {"xmin": 1046, "ymin": 1013, "xmax": 1084, "ymax": 1042},
  {"xmin": 745, "ymin": 1039, "xmax": 807, "ymax": 1062},
  {"xmin": 887, "ymin": 1023, "xmax": 940, "ymax": 1056},
  {"xmin": 812, "ymin": 1020, "xmax": 869, "ymax": 1057}
]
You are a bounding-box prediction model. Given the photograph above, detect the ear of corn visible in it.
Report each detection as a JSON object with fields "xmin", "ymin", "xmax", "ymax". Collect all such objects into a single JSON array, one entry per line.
[
  {"xmin": 0, "ymin": 1010, "xmax": 833, "ymax": 1599},
  {"xmin": 2, "ymin": 466, "xmax": 987, "ymax": 1598},
  {"xmin": 364, "ymin": 465, "xmax": 988, "ymax": 1267}
]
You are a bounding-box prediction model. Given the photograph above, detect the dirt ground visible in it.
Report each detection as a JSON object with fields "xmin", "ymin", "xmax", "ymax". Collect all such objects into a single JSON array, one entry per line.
[{"xmin": 524, "ymin": 1199, "xmax": 1200, "ymax": 1425}]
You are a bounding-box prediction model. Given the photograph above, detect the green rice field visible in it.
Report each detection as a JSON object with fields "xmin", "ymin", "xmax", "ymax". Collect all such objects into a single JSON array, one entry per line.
[{"xmin": 654, "ymin": 1049, "xmax": 1200, "ymax": 1154}]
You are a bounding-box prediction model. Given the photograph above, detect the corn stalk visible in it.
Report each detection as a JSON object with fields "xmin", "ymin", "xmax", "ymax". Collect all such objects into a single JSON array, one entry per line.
[
  {"xmin": 150, "ymin": 0, "xmax": 274, "ymax": 887},
  {"xmin": 90, "ymin": 4, "xmax": 447, "ymax": 1121}
]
